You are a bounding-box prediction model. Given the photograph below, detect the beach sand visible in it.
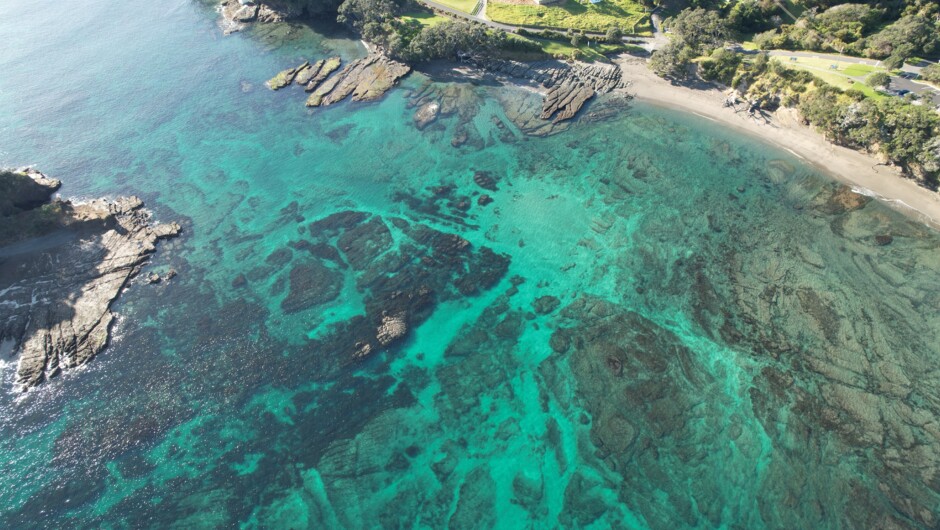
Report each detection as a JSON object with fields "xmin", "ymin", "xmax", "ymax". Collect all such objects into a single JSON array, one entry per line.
[{"xmin": 617, "ymin": 56, "xmax": 940, "ymax": 230}]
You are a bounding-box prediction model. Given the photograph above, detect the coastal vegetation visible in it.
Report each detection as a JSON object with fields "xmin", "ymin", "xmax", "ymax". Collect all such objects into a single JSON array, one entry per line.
[
  {"xmin": 722, "ymin": 0, "xmax": 940, "ymax": 66},
  {"xmin": 485, "ymin": 0, "xmax": 652, "ymax": 35},
  {"xmin": 515, "ymin": 27, "xmax": 643, "ymax": 61},
  {"xmin": 653, "ymin": 2, "xmax": 940, "ymax": 184},
  {"xmin": 298, "ymin": 0, "xmax": 543, "ymax": 61}
]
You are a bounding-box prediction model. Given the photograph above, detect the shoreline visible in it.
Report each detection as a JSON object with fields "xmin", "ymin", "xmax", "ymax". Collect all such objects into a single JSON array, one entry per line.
[{"xmin": 616, "ymin": 56, "xmax": 940, "ymax": 230}]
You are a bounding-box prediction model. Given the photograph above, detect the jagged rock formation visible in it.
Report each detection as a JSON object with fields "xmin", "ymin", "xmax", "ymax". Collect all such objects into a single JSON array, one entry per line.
[
  {"xmin": 299, "ymin": 57, "xmax": 341, "ymax": 90},
  {"xmin": 267, "ymin": 61, "xmax": 309, "ymax": 90},
  {"xmin": 304, "ymin": 54, "xmax": 411, "ymax": 107},
  {"xmin": 473, "ymin": 59, "xmax": 627, "ymax": 126},
  {"xmin": 0, "ymin": 168, "xmax": 61, "ymax": 216},
  {"xmin": 264, "ymin": 54, "xmax": 410, "ymax": 108},
  {"xmin": 0, "ymin": 169, "xmax": 180, "ymax": 390},
  {"xmin": 219, "ymin": 0, "xmax": 296, "ymax": 34}
]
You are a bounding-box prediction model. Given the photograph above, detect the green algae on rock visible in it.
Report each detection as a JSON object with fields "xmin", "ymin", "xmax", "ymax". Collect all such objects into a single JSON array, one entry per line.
[
  {"xmin": 266, "ymin": 60, "xmax": 309, "ymax": 90},
  {"xmin": 299, "ymin": 56, "xmax": 341, "ymax": 90}
]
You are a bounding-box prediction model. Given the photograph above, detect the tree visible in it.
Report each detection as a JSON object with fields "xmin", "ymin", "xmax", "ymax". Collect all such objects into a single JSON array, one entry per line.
[
  {"xmin": 922, "ymin": 63, "xmax": 940, "ymax": 83},
  {"xmin": 668, "ymin": 8, "xmax": 728, "ymax": 54},
  {"xmin": 864, "ymin": 16, "xmax": 939, "ymax": 61},
  {"xmin": 699, "ymin": 48, "xmax": 742, "ymax": 84},
  {"xmin": 866, "ymin": 71, "xmax": 891, "ymax": 88},
  {"xmin": 403, "ymin": 21, "xmax": 499, "ymax": 62},
  {"xmin": 337, "ymin": 0, "xmax": 403, "ymax": 29},
  {"xmin": 605, "ymin": 25, "xmax": 623, "ymax": 43},
  {"xmin": 650, "ymin": 41, "xmax": 694, "ymax": 78},
  {"xmin": 727, "ymin": 0, "xmax": 775, "ymax": 34}
]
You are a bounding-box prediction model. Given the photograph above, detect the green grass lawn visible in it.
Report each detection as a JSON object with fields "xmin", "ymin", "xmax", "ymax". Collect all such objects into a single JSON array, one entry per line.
[
  {"xmin": 772, "ymin": 58, "xmax": 886, "ymax": 99},
  {"xmin": 740, "ymin": 40, "xmax": 760, "ymax": 51},
  {"xmin": 504, "ymin": 32, "xmax": 641, "ymax": 62},
  {"xmin": 400, "ymin": 11, "xmax": 449, "ymax": 26},
  {"xmin": 779, "ymin": 56, "xmax": 885, "ymax": 82},
  {"xmin": 849, "ymin": 82, "xmax": 884, "ymax": 99},
  {"xmin": 433, "ymin": 0, "xmax": 480, "ymax": 14},
  {"xmin": 487, "ymin": 0, "xmax": 652, "ymax": 35},
  {"xmin": 842, "ymin": 64, "xmax": 877, "ymax": 77}
]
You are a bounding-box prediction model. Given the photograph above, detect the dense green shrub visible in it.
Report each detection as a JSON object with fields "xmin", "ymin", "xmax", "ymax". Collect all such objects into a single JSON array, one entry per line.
[{"xmin": 699, "ymin": 48, "xmax": 742, "ymax": 84}]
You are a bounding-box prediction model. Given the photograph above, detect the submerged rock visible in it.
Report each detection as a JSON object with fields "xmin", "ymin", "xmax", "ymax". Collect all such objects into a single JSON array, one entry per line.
[
  {"xmin": 280, "ymin": 260, "xmax": 343, "ymax": 313},
  {"xmin": 413, "ymin": 101, "xmax": 440, "ymax": 130},
  {"xmin": 814, "ymin": 183, "xmax": 871, "ymax": 214},
  {"xmin": 472, "ymin": 170, "xmax": 499, "ymax": 191},
  {"xmin": 0, "ymin": 169, "xmax": 180, "ymax": 390},
  {"xmin": 532, "ymin": 295, "xmax": 560, "ymax": 315}
]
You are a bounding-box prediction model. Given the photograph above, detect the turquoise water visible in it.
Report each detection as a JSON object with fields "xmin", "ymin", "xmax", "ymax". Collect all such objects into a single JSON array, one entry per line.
[{"xmin": 3, "ymin": 0, "xmax": 940, "ymax": 527}]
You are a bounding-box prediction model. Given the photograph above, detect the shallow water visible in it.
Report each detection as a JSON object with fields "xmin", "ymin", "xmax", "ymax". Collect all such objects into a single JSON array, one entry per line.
[{"xmin": 2, "ymin": 0, "xmax": 940, "ymax": 528}]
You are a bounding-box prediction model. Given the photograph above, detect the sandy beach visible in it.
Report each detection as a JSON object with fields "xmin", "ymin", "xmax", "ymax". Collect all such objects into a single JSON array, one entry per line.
[{"xmin": 617, "ymin": 56, "xmax": 940, "ymax": 230}]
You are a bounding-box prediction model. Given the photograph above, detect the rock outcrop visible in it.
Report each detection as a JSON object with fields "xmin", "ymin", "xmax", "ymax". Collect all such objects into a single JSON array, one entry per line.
[
  {"xmin": 0, "ymin": 169, "xmax": 180, "ymax": 390},
  {"xmin": 265, "ymin": 53, "xmax": 410, "ymax": 108},
  {"xmin": 267, "ymin": 61, "xmax": 309, "ymax": 90},
  {"xmin": 304, "ymin": 54, "xmax": 411, "ymax": 107},
  {"xmin": 413, "ymin": 101, "xmax": 440, "ymax": 130},
  {"xmin": 474, "ymin": 58, "xmax": 626, "ymax": 127},
  {"xmin": 299, "ymin": 57, "xmax": 341, "ymax": 90},
  {"xmin": 219, "ymin": 0, "xmax": 295, "ymax": 34},
  {"xmin": 0, "ymin": 168, "xmax": 60, "ymax": 216}
]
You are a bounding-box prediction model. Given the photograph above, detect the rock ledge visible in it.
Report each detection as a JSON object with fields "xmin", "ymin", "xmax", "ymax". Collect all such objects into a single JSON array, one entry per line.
[{"xmin": 0, "ymin": 169, "xmax": 180, "ymax": 390}]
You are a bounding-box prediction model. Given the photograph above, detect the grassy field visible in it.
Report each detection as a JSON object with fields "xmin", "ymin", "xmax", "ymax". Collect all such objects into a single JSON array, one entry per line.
[
  {"xmin": 842, "ymin": 64, "xmax": 877, "ymax": 77},
  {"xmin": 400, "ymin": 10, "xmax": 450, "ymax": 26},
  {"xmin": 772, "ymin": 57, "xmax": 886, "ymax": 99},
  {"xmin": 487, "ymin": 0, "xmax": 652, "ymax": 34},
  {"xmin": 504, "ymin": 32, "xmax": 642, "ymax": 62},
  {"xmin": 433, "ymin": 0, "xmax": 480, "ymax": 14}
]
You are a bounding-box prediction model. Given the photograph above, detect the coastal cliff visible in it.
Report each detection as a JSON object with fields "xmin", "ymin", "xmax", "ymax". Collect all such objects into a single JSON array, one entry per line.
[{"xmin": 0, "ymin": 169, "xmax": 180, "ymax": 390}]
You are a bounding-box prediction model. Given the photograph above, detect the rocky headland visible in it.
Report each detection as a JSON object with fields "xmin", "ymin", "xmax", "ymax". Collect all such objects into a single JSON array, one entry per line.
[{"xmin": 0, "ymin": 169, "xmax": 180, "ymax": 390}]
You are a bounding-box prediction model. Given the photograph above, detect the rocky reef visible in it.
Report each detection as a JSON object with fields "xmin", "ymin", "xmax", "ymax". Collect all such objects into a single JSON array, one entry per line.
[
  {"xmin": 0, "ymin": 169, "xmax": 180, "ymax": 390},
  {"xmin": 306, "ymin": 54, "xmax": 411, "ymax": 107},
  {"xmin": 266, "ymin": 53, "xmax": 411, "ymax": 108},
  {"xmin": 474, "ymin": 59, "xmax": 627, "ymax": 128}
]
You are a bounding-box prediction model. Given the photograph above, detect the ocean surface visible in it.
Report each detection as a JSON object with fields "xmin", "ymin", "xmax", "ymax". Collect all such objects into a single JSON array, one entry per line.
[{"xmin": 2, "ymin": 0, "xmax": 940, "ymax": 528}]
